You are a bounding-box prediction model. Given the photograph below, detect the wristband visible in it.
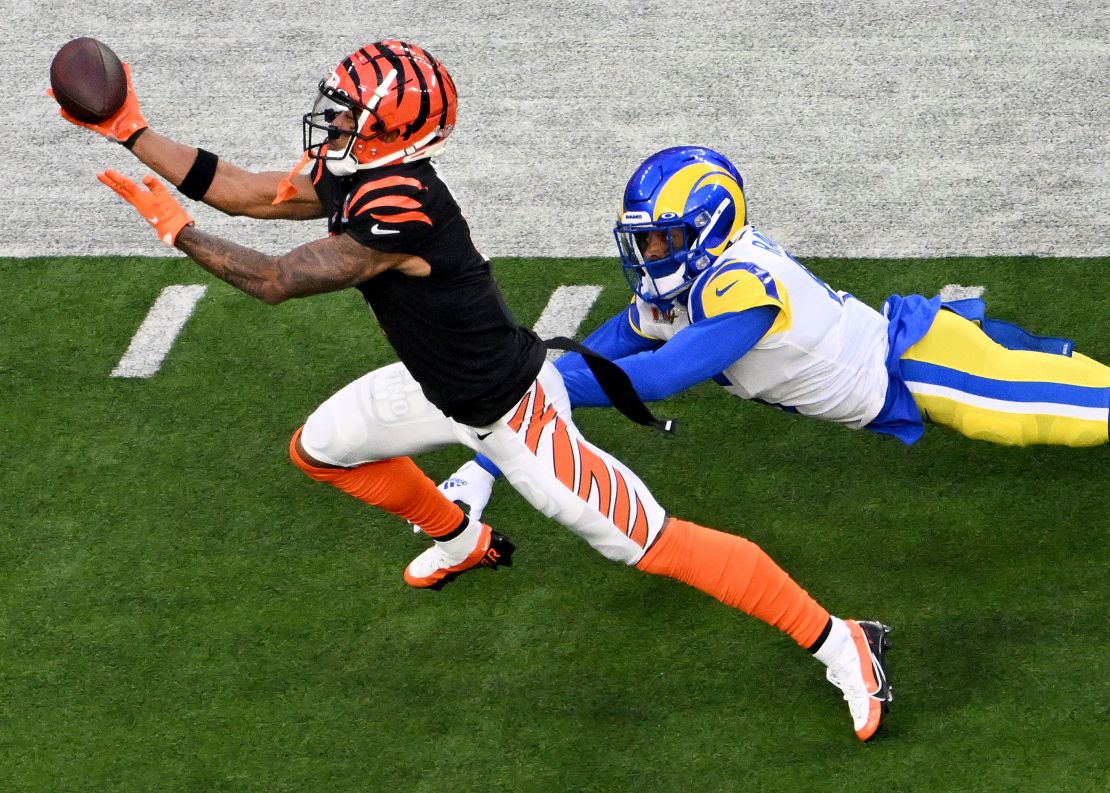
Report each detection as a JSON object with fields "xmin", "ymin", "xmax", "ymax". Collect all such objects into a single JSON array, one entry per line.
[
  {"xmin": 178, "ymin": 148, "xmax": 219, "ymax": 201},
  {"xmin": 121, "ymin": 128, "xmax": 147, "ymax": 150}
]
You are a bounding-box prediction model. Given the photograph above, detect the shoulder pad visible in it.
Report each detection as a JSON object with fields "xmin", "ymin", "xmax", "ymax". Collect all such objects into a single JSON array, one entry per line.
[{"xmin": 689, "ymin": 260, "xmax": 785, "ymax": 322}]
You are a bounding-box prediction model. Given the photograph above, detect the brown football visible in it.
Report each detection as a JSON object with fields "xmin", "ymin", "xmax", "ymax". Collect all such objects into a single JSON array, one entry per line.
[{"xmin": 49, "ymin": 37, "xmax": 127, "ymax": 122}]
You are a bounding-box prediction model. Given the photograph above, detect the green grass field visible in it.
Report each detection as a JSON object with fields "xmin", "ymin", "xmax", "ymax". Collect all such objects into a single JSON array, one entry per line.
[{"xmin": 2, "ymin": 255, "xmax": 1107, "ymax": 792}]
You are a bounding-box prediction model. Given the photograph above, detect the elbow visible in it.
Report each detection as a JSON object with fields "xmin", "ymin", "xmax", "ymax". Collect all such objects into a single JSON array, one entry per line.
[
  {"xmin": 253, "ymin": 282, "xmax": 291, "ymax": 305},
  {"xmin": 259, "ymin": 289, "xmax": 289, "ymax": 306},
  {"xmin": 635, "ymin": 380, "xmax": 682, "ymax": 402}
]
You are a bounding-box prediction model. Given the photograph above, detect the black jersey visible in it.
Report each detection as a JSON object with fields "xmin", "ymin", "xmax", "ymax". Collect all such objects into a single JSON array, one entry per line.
[{"xmin": 311, "ymin": 158, "xmax": 545, "ymax": 427}]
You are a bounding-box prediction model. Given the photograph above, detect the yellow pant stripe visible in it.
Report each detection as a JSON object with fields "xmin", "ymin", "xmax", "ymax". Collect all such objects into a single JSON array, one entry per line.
[{"xmin": 901, "ymin": 309, "xmax": 1109, "ymax": 447}]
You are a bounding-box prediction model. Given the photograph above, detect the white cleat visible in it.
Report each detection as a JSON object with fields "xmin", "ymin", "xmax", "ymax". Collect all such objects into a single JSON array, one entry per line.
[
  {"xmin": 404, "ymin": 520, "xmax": 514, "ymax": 590},
  {"xmin": 825, "ymin": 619, "xmax": 893, "ymax": 741}
]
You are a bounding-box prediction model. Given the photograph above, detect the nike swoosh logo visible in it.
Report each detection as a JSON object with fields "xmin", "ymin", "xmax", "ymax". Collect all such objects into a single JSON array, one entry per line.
[
  {"xmin": 476, "ymin": 431, "xmax": 492, "ymax": 440},
  {"xmin": 715, "ymin": 280, "xmax": 739, "ymax": 297},
  {"xmin": 371, "ymin": 224, "xmax": 400, "ymax": 235}
]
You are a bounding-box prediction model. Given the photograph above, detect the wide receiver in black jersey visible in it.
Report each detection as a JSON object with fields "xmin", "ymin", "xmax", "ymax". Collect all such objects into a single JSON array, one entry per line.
[{"xmin": 54, "ymin": 40, "xmax": 893, "ymax": 741}]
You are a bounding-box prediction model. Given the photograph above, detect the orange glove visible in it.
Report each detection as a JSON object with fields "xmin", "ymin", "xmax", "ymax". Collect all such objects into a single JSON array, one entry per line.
[
  {"xmin": 97, "ymin": 170, "xmax": 194, "ymax": 246},
  {"xmin": 47, "ymin": 63, "xmax": 148, "ymax": 145}
]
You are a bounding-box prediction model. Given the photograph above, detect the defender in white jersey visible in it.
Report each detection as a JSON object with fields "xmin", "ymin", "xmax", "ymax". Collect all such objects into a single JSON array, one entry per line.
[
  {"xmin": 631, "ymin": 226, "xmax": 891, "ymax": 429},
  {"xmin": 439, "ymin": 146, "xmax": 1108, "ymax": 523}
]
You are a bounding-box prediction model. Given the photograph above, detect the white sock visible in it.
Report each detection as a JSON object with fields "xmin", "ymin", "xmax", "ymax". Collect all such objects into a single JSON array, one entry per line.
[
  {"xmin": 812, "ymin": 616, "xmax": 852, "ymax": 667},
  {"xmin": 433, "ymin": 516, "xmax": 483, "ymax": 561}
]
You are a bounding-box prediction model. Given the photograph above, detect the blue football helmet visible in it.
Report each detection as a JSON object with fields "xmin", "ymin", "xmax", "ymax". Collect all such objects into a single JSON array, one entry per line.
[{"xmin": 614, "ymin": 146, "xmax": 747, "ymax": 309}]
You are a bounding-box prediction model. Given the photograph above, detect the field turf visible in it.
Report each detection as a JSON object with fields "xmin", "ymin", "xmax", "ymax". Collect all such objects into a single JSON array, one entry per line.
[{"xmin": 1, "ymin": 255, "xmax": 1107, "ymax": 792}]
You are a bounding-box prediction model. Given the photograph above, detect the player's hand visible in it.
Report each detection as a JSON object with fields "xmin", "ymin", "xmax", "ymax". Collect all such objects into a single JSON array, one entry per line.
[
  {"xmin": 96, "ymin": 170, "xmax": 194, "ymax": 246},
  {"xmin": 412, "ymin": 460, "xmax": 496, "ymax": 533},
  {"xmin": 47, "ymin": 63, "xmax": 148, "ymax": 144}
]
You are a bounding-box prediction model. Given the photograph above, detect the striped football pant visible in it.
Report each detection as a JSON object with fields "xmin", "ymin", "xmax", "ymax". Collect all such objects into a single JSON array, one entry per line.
[
  {"xmin": 900, "ymin": 309, "xmax": 1110, "ymax": 447},
  {"xmin": 299, "ymin": 360, "xmax": 668, "ymax": 564}
]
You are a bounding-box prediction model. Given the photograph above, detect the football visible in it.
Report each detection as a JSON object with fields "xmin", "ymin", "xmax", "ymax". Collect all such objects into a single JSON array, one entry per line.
[{"xmin": 49, "ymin": 37, "xmax": 127, "ymax": 122}]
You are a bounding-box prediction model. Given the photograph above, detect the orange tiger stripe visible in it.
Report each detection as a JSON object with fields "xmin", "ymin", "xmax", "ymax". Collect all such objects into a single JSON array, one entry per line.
[
  {"xmin": 612, "ymin": 468, "xmax": 632, "ymax": 534},
  {"xmin": 353, "ymin": 195, "xmax": 423, "ymax": 217},
  {"xmin": 628, "ymin": 494, "xmax": 649, "ymax": 547},
  {"xmin": 525, "ymin": 401, "xmax": 559, "ymax": 453},
  {"xmin": 551, "ymin": 416, "xmax": 576, "ymax": 490},
  {"xmin": 370, "ymin": 210, "xmax": 433, "ymax": 226},
  {"xmin": 507, "ymin": 391, "xmax": 532, "ymax": 433},
  {"xmin": 348, "ymin": 175, "xmax": 424, "ymax": 208},
  {"xmin": 576, "ymin": 441, "xmax": 613, "ymax": 514}
]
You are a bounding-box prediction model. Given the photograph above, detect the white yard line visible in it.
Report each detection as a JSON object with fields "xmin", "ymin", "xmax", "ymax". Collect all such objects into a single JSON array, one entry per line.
[
  {"xmin": 110, "ymin": 285, "xmax": 208, "ymax": 378},
  {"xmin": 939, "ymin": 283, "xmax": 986, "ymax": 301},
  {"xmin": 531, "ymin": 285, "xmax": 603, "ymax": 360},
  {"xmin": 106, "ymin": 280, "xmax": 995, "ymax": 380}
]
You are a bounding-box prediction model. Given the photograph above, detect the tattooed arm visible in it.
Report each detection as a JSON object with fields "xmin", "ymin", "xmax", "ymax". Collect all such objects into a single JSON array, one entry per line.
[{"xmin": 174, "ymin": 227, "xmax": 431, "ymax": 304}]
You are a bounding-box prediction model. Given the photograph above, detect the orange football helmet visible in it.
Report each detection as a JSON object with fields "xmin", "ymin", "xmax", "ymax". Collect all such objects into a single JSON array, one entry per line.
[{"xmin": 303, "ymin": 40, "xmax": 458, "ymax": 174}]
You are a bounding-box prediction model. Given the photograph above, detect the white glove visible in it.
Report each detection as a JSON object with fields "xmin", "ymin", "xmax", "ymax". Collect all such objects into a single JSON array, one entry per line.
[{"xmin": 413, "ymin": 460, "xmax": 497, "ymax": 533}]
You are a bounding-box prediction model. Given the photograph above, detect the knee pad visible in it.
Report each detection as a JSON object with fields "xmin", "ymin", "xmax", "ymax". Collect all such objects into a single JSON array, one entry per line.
[
  {"xmin": 297, "ymin": 400, "xmax": 372, "ymax": 468},
  {"xmin": 289, "ymin": 425, "xmax": 339, "ymax": 481}
]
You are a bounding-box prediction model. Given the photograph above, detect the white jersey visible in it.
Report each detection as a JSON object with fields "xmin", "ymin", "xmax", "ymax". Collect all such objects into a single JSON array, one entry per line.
[{"xmin": 629, "ymin": 227, "xmax": 892, "ymax": 428}]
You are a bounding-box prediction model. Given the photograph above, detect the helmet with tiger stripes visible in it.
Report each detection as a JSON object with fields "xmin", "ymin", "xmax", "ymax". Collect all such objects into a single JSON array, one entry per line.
[{"xmin": 303, "ymin": 40, "xmax": 458, "ymax": 175}]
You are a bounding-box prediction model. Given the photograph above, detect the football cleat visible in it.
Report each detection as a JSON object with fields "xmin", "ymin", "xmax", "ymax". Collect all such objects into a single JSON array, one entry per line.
[
  {"xmin": 825, "ymin": 619, "xmax": 893, "ymax": 741},
  {"xmin": 404, "ymin": 521, "xmax": 514, "ymax": 590}
]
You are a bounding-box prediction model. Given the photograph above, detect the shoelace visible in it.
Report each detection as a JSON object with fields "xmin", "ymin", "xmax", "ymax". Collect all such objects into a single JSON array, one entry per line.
[{"xmin": 826, "ymin": 666, "xmax": 871, "ymax": 720}]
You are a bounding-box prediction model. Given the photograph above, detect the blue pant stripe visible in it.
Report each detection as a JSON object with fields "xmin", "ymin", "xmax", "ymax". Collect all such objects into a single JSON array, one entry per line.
[{"xmin": 900, "ymin": 360, "xmax": 1110, "ymax": 409}]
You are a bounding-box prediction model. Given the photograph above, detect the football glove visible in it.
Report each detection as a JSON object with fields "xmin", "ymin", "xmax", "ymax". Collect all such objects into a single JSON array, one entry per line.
[
  {"xmin": 97, "ymin": 170, "xmax": 194, "ymax": 246},
  {"xmin": 48, "ymin": 63, "xmax": 148, "ymax": 144},
  {"xmin": 413, "ymin": 460, "xmax": 496, "ymax": 533}
]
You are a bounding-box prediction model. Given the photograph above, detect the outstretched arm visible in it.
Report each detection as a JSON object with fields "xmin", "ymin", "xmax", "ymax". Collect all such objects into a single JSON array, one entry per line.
[
  {"xmin": 129, "ymin": 130, "xmax": 323, "ymax": 220},
  {"xmin": 580, "ymin": 304, "xmax": 662, "ymax": 357},
  {"xmin": 96, "ymin": 170, "xmax": 427, "ymax": 304},
  {"xmin": 559, "ymin": 305, "xmax": 779, "ymax": 406},
  {"xmin": 174, "ymin": 226, "xmax": 407, "ymax": 304}
]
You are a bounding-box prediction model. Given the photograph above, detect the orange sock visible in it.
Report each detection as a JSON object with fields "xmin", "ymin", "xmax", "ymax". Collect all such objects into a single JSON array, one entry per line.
[
  {"xmin": 289, "ymin": 428, "xmax": 465, "ymax": 538},
  {"xmin": 637, "ymin": 518, "xmax": 830, "ymax": 649}
]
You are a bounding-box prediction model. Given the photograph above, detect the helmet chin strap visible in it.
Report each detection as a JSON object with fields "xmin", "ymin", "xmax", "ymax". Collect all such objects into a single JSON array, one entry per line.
[
  {"xmin": 653, "ymin": 269, "xmax": 689, "ymax": 298},
  {"xmin": 640, "ymin": 267, "xmax": 689, "ymax": 307},
  {"xmin": 325, "ymin": 152, "xmax": 360, "ymax": 176}
]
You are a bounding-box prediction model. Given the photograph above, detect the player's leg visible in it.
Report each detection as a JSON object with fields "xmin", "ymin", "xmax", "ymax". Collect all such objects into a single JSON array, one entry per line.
[
  {"xmin": 901, "ymin": 309, "xmax": 1110, "ymax": 446},
  {"xmin": 635, "ymin": 518, "xmax": 891, "ymax": 740},
  {"xmin": 465, "ymin": 362, "xmax": 892, "ymax": 740},
  {"xmin": 289, "ymin": 362, "xmax": 512, "ymax": 587}
]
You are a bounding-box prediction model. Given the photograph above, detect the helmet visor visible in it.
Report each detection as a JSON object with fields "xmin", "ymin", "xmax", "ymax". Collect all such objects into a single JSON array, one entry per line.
[
  {"xmin": 302, "ymin": 81, "xmax": 384, "ymax": 161},
  {"xmin": 614, "ymin": 218, "xmax": 696, "ymax": 304}
]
